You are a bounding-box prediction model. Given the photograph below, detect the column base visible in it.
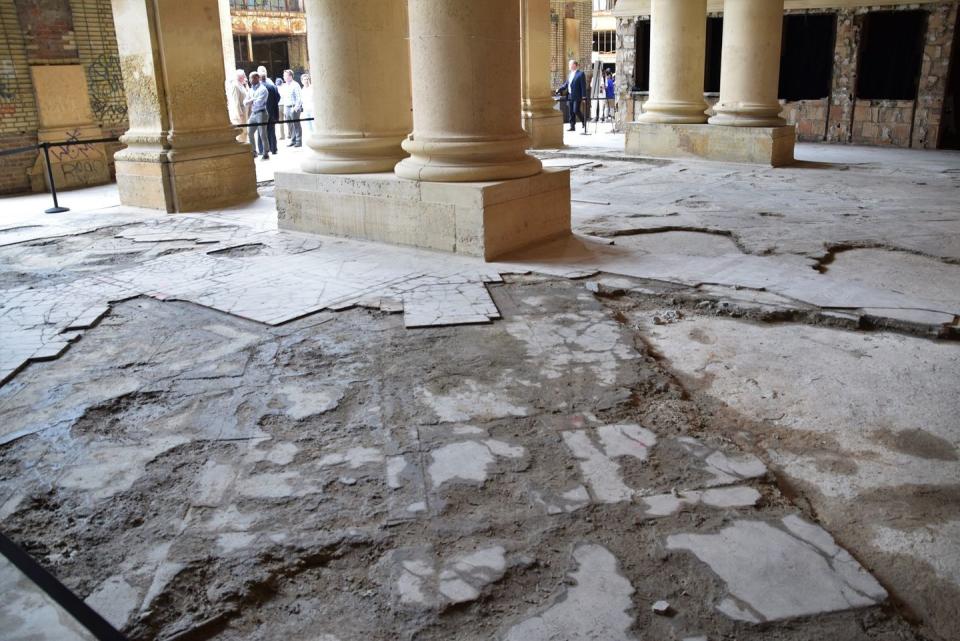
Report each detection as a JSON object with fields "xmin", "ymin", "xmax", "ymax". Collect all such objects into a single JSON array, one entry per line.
[
  {"xmin": 522, "ymin": 111, "xmax": 565, "ymax": 149},
  {"xmin": 636, "ymin": 99, "xmax": 709, "ymax": 125},
  {"xmin": 275, "ymin": 167, "xmax": 571, "ymax": 261},
  {"xmin": 624, "ymin": 123, "xmax": 796, "ymax": 167},
  {"xmin": 303, "ymin": 133, "xmax": 409, "ymax": 175},
  {"xmin": 115, "ymin": 144, "xmax": 257, "ymax": 213}
]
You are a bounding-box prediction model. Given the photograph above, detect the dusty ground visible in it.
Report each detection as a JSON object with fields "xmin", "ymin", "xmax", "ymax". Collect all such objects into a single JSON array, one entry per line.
[{"xmin": 1, "ymin": 139, "xmax": 958, "ymax": 641}]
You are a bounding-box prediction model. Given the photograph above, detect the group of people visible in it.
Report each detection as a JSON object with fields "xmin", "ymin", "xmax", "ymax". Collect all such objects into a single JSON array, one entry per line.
[
  {"xmin": 225, "ymin": 66, "xmax": 315, "ymax": 161},
  {"xmin": 556, "ymin": 60, "xmax": 616, "ymax": 133}
]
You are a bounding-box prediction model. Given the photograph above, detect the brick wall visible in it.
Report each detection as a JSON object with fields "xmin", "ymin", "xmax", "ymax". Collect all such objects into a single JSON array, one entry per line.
[
  {"xmin": 827, "ymin": 9, "xmax": 858, "ymax": 143},
  {"xmin": 614, "ymin": 15, "xmax": 637, "ymax": 128},
  {"xmin": 70, "ymin": 0, "xmax": 127, "ymax": 129},
  {"xmin": 550, "ymin": 0, "xmax": 592, "ymax": 88},
  {"xmin": 1, "ymin": 0, "xmax": 41, "ymax": 194},
  {"xmin": 913, "ymin": 0, "xmax": 958, "ymax": 148},
  {"xmin": 852, "ymin": 99, "xmax": 916, "ymax": 146},
  {"xmin": 0, "ymin": 0, "xmax": 127, "ymax": 194},
  {"xmin": 14, "ymin": 0, "xmax": 77, "ymax": 61},
  {"xmin": 782, "ymin": 98, "xmax": 830, "ymax": 141}
]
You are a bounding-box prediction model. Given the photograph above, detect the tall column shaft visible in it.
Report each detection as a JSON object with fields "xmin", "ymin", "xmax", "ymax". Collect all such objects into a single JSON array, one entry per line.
[
  {"xmin": 638, "ymin": 0, "xmax": 708, "ymax": 124},
  {"xmin": 396, "ymin": 0, "xmax": 542, "ymax": 182},
  {"xmin": 218, "ymin": 0, "xmax": 236, "ymax": 82},
  {"xmin": 521, "ymin": 0, "xmax": 564, "ymax": 148},
  {"xmin": 302, "ymin": 0, "xmax": 411, "ymax": 174},
  {"xmin": 709, "ymin": 0, "xmax": 786, "ymax": 127},
  {"xmin": 111, "ymin": 0, "xmax": 256, "ymax": 212}
]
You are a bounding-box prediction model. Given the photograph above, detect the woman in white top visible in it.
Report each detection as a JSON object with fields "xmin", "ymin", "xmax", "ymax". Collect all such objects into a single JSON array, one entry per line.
[{"xmin": 301, "ymin": 73, "xmax": 314, "ymax": 134}]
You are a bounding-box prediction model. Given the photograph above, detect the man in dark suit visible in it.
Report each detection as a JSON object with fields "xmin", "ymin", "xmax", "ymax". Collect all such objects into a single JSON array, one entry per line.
[
  {"xmin": 556, "ymin": 60, "xmax": 588, "ymax": 133},
  {"xmin": 257, "ymin": 66, "xmax": 281, "ymax": 154}
]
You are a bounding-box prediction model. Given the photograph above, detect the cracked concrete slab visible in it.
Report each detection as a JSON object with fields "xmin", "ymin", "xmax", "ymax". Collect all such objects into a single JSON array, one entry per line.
[
  {"xmin": 0, "ymin": 554, "xmax": 97, "ymax": 641},
  {"xmin": 503, "ymin": 544, "xmax": 636, "ymax": 641},
  {"xmin": 667, "ymin": 515, "xmax": 888, "ymax": 623},
  {"xmin": 638, "ymin": 312, "xmax": 960, "ymax": 638}
]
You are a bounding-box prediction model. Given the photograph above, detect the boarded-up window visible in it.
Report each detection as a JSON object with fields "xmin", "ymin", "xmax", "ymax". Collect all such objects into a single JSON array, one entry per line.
[
  {"xmin": 633, "ymin": 19, "xmax": 651, "ymax": 92},
  {"xmin": 856, "ymin": 10, "xmax": 926, "ymax": 100},
  {"xmin": 779, "ymin": 14, "xmax": 836, "ymax": 101},
  {"xmin": 704, "ymin": 17, "xmax": 723, "ymax": 93}
]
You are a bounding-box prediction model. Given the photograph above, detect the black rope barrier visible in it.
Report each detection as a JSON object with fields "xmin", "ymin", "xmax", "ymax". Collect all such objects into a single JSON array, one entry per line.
[
  {"xmin": 4, "ymin": 119, "xmax": 316, "ymax": 215},
  {"xmin": 234, "ymin": 116, "xmax": 315, "ymax": 128}
]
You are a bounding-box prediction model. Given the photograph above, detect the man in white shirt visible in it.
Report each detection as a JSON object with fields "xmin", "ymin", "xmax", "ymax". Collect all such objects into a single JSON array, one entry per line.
[
  {"xmin": 244, "ymin": 72, "xmax": 271, "ymax": 160},
  {"xmin": 281, "ymin": 69, "xmax": 303, "ymax": 148},
  {"xmin": 226, "ymin": 69, "xmax": 250, "ymax": 144}
]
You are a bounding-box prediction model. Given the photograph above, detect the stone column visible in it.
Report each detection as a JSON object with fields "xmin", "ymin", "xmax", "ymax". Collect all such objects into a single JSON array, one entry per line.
[
  {"xmin": 521, "ymin": 0, "xmax": 564, "ymax": 148},
  {"xmin": 708, "ymin": 0, "xmax": 786, "ymax": 127},
  {"xmin": 395, "ymin": 0, "xmax": 542, "ymax": 182},
  {"xmin": 111, "ymin": 0, "xmax": 256, "ymax": 212},
  {"xmin": 218, "ymin": 0, "xmax": 236, "ymax": 82},
  {"xmin": 637, "ymin": 0, "xmax": 708, "ymax": 124},
  {"xmin": 301, "ymin": 0, "xmax": 412, "ymax": 174}
]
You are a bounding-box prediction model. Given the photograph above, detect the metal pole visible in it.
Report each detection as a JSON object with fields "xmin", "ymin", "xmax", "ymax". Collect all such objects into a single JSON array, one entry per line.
[{"xmin": 40, "ymin": 142, "xmax": 69, "ymax": 214}]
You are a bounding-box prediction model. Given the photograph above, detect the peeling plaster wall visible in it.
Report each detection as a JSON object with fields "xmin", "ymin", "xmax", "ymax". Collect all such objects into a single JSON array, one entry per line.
[{"xmin": 616, "ymin": 1, "xmax": 958, "ymax": 149}]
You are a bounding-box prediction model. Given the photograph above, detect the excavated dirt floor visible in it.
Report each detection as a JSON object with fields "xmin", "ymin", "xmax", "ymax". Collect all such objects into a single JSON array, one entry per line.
[{"xmin": 1, "ymin": 141, "xmax": 958, "ymax": 641}]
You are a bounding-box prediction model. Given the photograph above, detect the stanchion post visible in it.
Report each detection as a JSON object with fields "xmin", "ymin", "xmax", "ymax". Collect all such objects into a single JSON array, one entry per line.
[{"xmin": 40, "ymin": 142, "xmax": 69, "ymax": 214}]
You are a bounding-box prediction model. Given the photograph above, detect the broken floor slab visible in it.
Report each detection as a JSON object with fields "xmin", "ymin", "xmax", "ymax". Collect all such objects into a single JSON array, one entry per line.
[
  {"xmin": 0, "ymin": 553, "xmax": 98, "ymax": 641},
  {"xmin": 503, "ymin": 544, "xmax": 636, "ymax": 641},
  {"xmin": 0, "ymin": 283, "xmax": 926, "ymax": 641},
  {"xmin": 638, "ymin": 311, "xmax": 960, "ymax": 639},
  {"xmin": 667, "ymin": 515, "xmax": 888, "ymax": 623},
  {"xmin": 3, "ymin": 157, "xmax": 960, "ymax": 385},
  {"xmin": 2, "ymin": 143, "xmax": 957, "ymax": 641}
]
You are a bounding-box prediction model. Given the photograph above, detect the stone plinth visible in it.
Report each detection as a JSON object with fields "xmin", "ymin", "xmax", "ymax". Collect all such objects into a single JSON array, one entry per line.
[
  {"xmin": 115, "ymin": 146, "xmax": 257, "ymax": 212},
  {"xmin": 522, "ymin": 108, "xmax": 565, "ymax": 149},
  {"xmin": 276, "ymin": 168, "xmax": 571, "ymax": 261},
  {"xmin": 624, "ymin": 123, "xmax": 796, "ymax": 167}
]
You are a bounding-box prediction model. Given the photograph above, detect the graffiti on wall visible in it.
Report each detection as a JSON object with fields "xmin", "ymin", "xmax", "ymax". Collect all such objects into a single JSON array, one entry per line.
[{"xmin": 88, "ymin": 53, "xmax": 127, "ymax": 123}]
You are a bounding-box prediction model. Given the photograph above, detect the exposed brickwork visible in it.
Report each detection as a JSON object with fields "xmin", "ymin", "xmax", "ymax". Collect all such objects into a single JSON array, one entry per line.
[
  {"xmin": 913, "ymin": 0, "xmax": 958, "ymax": 148},
  {"xmin": 1, "ymin": 0, "xmax": 41, "ymax": 193},
  {"xmin": 614, "ymin": 15, "xmax": 637, "ymax": 130},
  {"xmin": 1, "ymin": 0, "xmax": 126, "ymax": 194},
  {"xmin": 550, "ymin": 0, "xmax": 592, "ymax": 88},
  {"xmin": 616, "ymin": 2, "xmax": 958, "ymax": 149},
  {"xmin": 826, "ymin": 9, "xmax": 860, "ymax": 143},
  {"xmin": 782, "ymin": 99, "xmax": 830, "ymax": 142},
  {"xmin": 70, "ymin": 0, "xmax": 127, "ymax": 128},
  {"xmin": 14, "ymin": 0, "xmax": 78, "ymax": 62},
  {"xmin": 852, "ymin": 98, "xmax": 916, "ymax": 145},
  {"xmin": 0, "ymin": 133, "xmax": 38, "ymax": 194}
]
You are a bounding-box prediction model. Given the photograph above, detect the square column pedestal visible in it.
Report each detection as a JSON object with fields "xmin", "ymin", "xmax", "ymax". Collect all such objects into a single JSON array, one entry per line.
[
  {"xmin": 275, "ymin": 168, "xmax": 571, "ymax": 261},
  {"xmin": 624, "ymin": 123, "xmax": 796, "ymax": 167},
  {"xmin": 115, "ymin": 147, "xmax": 257, "ymax": 213},
  {"xmin": 523, "ymin": 112, "xmax": 566, "ymax": 149}
]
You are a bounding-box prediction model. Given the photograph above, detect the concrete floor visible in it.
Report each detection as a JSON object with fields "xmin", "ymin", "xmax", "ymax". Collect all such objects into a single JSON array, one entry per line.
[{"xmin": 0, "ymin": 137, "xmax": 958, "ymax": 641}]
